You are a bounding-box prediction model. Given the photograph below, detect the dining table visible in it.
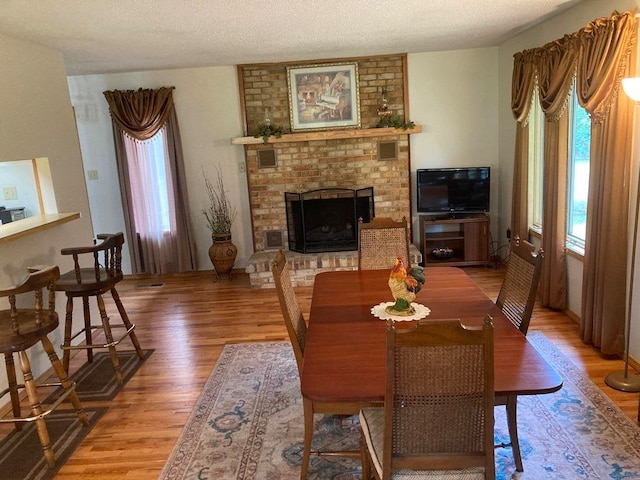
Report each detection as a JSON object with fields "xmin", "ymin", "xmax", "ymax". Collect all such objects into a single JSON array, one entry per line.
[{"xmin": 298, "ymin": 266, "xmax": 563, "ymax": 478}]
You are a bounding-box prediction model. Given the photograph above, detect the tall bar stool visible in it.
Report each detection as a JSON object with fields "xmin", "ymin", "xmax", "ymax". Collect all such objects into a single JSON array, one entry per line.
[
  {"xmin": 54, "ymin": 233, "xmax": 144, "ymax": 384},
  {"xmin": 0, "ymin": 265, "xmax": 88, "ymax": 468}
]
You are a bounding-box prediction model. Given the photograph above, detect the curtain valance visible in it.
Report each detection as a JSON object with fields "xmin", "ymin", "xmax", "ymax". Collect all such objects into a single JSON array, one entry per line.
[
  {"xmin": 511, "ymin": 10, "xmax": 636, "ymax": 124},
  {"xmin": 103, "ymin": 87, "xmax": 175, "ymax": 141}
]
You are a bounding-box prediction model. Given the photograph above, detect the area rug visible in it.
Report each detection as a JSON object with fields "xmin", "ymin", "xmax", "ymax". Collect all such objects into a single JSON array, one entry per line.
[
  {"xmin": 159, "ymin": 335, "xmax": 640, "ymax": 480},
  {"xmin": 0, "ymin": 406, "xmax": 107, "ymax": 480},
  {"xmin": 44, "ymin": 349, "xmax": 153, "ymax": 403}
]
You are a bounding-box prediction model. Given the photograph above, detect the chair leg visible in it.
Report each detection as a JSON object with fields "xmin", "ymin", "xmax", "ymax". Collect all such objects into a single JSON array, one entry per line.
[
  {"xmin": 81, "ymin": 295, "xmax": 94, "ymax": 364},
  {"xmin": 111, "ymin": 287, "xmax": 145, "ymax": 360},
  {"xmin": 96, "ymin": 293, "xmax": 124, "ymax": 384},
  {"xmin": 301, "ymin": 397, "xmax": 314, "ymax": 480},
  {"xmin": 4, "ymin": 353, "xmax": 22, "ymax": 431},
  {"xmin": 360, "ymin": 428, "xmax": 372, "ymax": 480},
  {"xmin": 62, "ymin": 295, "xmax": 74, "ymax": 373},
  {"xmin": 18, "ymin": 350, "xmax": 55, "ymax": 468},
  {"xmin": 40, "ymin": 336, "xmax": 89, "ymax": 426},
  {"xmin": 506, "ymin": 395, "xmax": 523, "ymax": 472}
]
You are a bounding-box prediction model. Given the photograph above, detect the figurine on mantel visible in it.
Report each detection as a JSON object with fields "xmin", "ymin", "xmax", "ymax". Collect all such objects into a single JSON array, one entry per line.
[
  {"xmin": 377, "ymin": 88, "xmax": 392, "ymax": 120},
  {"xmin": 386, "ymin": 257, "xmax": 426, "ymax": 316}
]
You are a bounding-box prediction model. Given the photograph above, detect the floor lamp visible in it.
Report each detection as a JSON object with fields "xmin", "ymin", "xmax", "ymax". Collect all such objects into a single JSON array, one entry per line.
[{"xmin": 605, "ymin": 77, "xmax": 640, "ymax": 392}]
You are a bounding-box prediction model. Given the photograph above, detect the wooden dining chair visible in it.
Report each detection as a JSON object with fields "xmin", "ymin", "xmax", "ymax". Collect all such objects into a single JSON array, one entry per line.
[
  {"xmin": 358, "ymin": 216, "xmax": 410, "ymax": 270},
  {"xmin": 0, "ymin": 265, "xmax": 88, "ymax": 468},
  {"xmin": 271, "ymin": 249, "xmax": 361, "ymax": 479},
  {"xmin": 54, "ymin": 233, "xmax": 145, "ymax": 384},
  {"xmin": 359, "ymin": 316, "xmax": 495, "ymax": 480},
  {"xmin": 496, "ymin": 235, "xmax": 544, "ymax": 334},
  {"xmin": 494, "ymin": 235, "xmax": 544, "ymax": 472},
  {"xmin": 270, "ymin": 249, "xmax": 306, "ymax": 373}
]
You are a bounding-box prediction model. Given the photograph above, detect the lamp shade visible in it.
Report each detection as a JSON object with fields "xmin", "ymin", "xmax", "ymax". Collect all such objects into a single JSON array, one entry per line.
[{"xmin": 622, "ymin": 77, "xmax": 640, "ymax": 101}]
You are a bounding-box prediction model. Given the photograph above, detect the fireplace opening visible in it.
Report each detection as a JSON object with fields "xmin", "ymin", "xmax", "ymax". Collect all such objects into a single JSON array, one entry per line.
[{"xmin": 285, "ymin": 187, "xmax": 374, "ymax": 253}]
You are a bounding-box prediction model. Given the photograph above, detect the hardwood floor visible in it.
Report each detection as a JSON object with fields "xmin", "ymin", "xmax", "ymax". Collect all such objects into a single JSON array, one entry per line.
[{"xmin": 4, "ymin": 266, "xmax": 640, "ymax": 478}]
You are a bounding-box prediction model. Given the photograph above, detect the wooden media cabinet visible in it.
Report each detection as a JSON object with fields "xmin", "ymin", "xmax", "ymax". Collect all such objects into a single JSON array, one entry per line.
[{"xmin": 419, "ymin": 213, "xmax": 489, "ymax": 267}]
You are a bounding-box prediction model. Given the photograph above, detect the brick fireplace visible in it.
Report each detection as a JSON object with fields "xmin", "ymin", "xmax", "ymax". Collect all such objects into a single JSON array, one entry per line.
[
  {"xmin": 285, "ymin": 187, "xmax": 374, "ymax": 253},
  {"xmin": 235, "ymin": 54, "xmax": 422, "ymax": 287}
]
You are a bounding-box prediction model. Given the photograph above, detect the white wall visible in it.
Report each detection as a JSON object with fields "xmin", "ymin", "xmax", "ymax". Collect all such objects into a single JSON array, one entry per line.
[
  {"xmin": 67, "ymin": 69, "xmax": 249, "ymax": 274},
  {"xmin": 0, "ymin": 33, "xmax": 95, "ymax": 403},
  {"xmin": 408, "ymin": 48, "xmax": 501, "ymax": 251}
]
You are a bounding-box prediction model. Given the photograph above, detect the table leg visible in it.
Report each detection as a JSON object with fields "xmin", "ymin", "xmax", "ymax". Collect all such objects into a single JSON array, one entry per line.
[{"xmin": 506, "ymin": 395, "xmax": 523, "ymax": 472}]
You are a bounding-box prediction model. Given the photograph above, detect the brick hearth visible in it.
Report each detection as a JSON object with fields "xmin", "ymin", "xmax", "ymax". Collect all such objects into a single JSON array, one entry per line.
[{"xmin": 245, "ymin": 245, "xmax": 422, "ymax": 288}]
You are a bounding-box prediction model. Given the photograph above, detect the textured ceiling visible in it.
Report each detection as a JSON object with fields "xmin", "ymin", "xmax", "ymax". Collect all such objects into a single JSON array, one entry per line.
[{"xmin": 0, "ymin": 0, "xmax": 583, "ymax": 76}]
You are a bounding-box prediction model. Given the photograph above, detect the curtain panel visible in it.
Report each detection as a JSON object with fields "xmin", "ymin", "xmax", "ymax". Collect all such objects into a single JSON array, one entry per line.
[
  {"xmin": 510, "ymin": 51, "xmax": 537, "ymax": 241},
  {"xmin": 536, "ymin": 36, "xmax": 576, "ymax": 310},
  {"xmin": 577, "ymin": 11, "xmax": 637, "ymax": 354},
  {"xmin": 104, "ymin": 87, "xmax": 197, "ymax": 275},
  {"xmin": 510, "ymin": 10, "xmax": 637, "ymax": 353}
]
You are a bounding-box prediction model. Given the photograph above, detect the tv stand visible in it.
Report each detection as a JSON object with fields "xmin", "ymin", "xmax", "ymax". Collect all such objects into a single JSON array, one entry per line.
[
  {"xmin": 419, "ymin": 213, "xmax": 489, "ymax": 267},
  {"xmin": 447, "ymin": 212, "xmax": 477, "ymax": 219}
]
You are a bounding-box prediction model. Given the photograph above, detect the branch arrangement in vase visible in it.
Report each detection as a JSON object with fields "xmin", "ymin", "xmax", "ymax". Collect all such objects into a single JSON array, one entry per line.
[{"xmin": 202, "ymin": 165, "xmax": 237, "ymax": 234}]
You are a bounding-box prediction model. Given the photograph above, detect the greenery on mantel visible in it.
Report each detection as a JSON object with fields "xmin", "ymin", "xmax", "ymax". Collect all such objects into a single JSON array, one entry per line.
[
  {"xmin": 373, "ymin": 115, "xmax": 415, "ymax": 130},
  {"xmin": 253, "ymin": 123, "xmax": 286, "ymax": 144}
]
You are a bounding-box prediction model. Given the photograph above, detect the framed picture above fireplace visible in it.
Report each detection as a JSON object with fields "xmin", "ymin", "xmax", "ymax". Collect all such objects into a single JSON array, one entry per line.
[{"xmin": 286, "ymin": 62, "xmax": 361, "ymax": 132}]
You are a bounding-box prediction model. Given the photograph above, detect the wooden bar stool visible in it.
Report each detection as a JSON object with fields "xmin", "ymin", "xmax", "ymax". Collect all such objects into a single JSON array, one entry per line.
[
  {"xmin": 0, "ymin": 265, "xmax": 88, "ymax": 468},
  {"xmin": 54, "ymin": 233, "xmax": 144, "ymax": 384}
]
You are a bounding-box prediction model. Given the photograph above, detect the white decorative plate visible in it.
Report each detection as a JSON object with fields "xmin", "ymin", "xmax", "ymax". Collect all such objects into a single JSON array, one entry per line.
[{"xmin": 370, "ymin": 302, "xmax": 431, "ymax": 322}]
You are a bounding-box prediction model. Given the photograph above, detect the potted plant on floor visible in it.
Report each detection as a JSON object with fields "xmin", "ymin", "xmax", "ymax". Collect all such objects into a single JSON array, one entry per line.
[{"xmin": 202, "ymin": 166, "xmax": 237, "ymax": 280}]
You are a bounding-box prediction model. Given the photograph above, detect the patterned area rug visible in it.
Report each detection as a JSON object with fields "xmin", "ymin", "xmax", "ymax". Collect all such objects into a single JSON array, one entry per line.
[{"xmin": 159, "ymin": 334, "xmax": 640, "ymax": 480}]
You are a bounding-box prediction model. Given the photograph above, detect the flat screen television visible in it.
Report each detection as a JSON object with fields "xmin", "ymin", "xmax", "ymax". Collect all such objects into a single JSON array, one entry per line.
[{"xmin": 417, "ymin": 167, "xmax": 490, "ymax": 214}]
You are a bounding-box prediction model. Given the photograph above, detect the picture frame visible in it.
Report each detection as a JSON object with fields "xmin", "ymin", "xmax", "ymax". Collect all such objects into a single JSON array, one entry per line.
[{"xmin": 286, "ymin": 62, "xmax": 360, "ymax": 132}]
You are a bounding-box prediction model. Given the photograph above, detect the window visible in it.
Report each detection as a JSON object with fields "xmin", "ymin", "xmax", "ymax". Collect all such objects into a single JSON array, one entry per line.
[
  {"xmin": 123, "ymin": 127, "xmax": 174, "ymax": 236},
  {"xmin": 528, "ymin": 90, "xmax": 544, "ymax": 231},
  {"xmin": 527, "ymin": 83, "xmax": 591, "ymax": 253},
  {"xmin": 567, "ymin": 88, "xmax": 591, "ymax": 250}
]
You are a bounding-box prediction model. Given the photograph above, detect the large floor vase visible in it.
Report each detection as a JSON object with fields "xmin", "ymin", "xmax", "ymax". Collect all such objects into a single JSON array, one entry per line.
[{"xmin": 208, "ymin": 233, "xmax": 237, "ymax": 280}]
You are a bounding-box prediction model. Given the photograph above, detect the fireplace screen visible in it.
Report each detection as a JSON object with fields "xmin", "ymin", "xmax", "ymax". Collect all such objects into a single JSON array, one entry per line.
[{"xmin": 285, "ymin": 187, "xmax": 374, "ymax": 253}]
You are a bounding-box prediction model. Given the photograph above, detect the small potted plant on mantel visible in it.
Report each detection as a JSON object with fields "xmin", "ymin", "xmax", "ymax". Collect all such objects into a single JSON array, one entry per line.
[{"xmin": 202, "ymin": 165, "xmax": 237, "ymax": 280}]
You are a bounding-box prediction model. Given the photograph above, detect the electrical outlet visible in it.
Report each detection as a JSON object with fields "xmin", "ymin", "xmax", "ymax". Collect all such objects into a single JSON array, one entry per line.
[
  {"xmin": 87, "ymin": 170, "xmax": 99, "ymax": 181},
  {"xmin": 239, "ymin": 162, "xmax": 246, "ymax": 173},
  {"xmin": 2, "ymin": 186, "xmax": 17, "ymax": 200}
]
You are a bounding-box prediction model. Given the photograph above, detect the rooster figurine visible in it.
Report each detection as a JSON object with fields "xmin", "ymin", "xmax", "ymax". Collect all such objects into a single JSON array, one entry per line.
[{"xmin": 385, "ymin": 257, "xmax": 426, "ymax": 315}]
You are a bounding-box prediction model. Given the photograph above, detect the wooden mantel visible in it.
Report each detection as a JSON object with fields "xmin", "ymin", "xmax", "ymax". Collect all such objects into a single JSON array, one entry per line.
[{"xmin": 230, "ymin": 125, "xmax": 422, "ymax": 145}]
